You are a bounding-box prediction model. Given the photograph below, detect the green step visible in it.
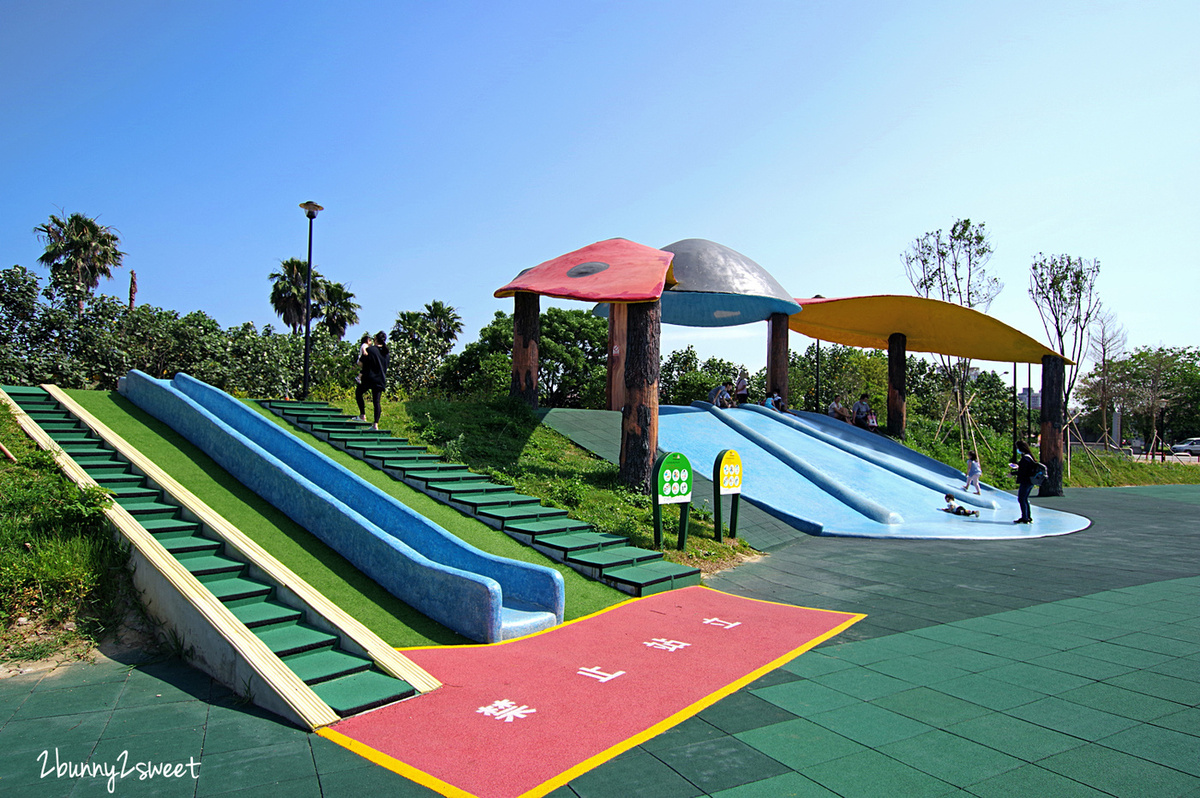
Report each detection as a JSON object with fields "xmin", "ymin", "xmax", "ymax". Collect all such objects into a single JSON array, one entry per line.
[
  {"xmin": 603, "ymin": 561, "xmax": 702, "ymax": 596},
  {"xmin": 29, "ymin": 412, "xmax": 77, "ymax": 427},
  {"xmin": 478, "ymin": 505, "xmax": 568, "ymax": 525},
  {"xmin": 360, "ymin": 449, "xmax": 438, "ymax": 462},
  {"xmin": 72, "ymin": 454, "xmax": 124, "ymax": 467},
  {"xmin": 77, "ymin": 460, "xmax": 131, "ymax": 473},
  {"xmin": 530, "ymin": 531, "xmax": 626, "ymax": 556},
  {"xmin": 309, "ymin": 669, "xmax": 416, "ymax": 716},
  {"xmin": 58, "ymin": 439, "xmax": 108, "ymax": 449},
  {"xmin": 254, "ymin": 622, "xmax": 339, "ymax": 656},
  {"xmin": 117, "ymin": 500, "xmax": 178, "ymax": 515},
  {"xmin": 324, "ymin": 430, "xmax": 395, "ymax": 443},
  {"xmin": 50, "ymin": 433, "xmax": 101, "ymax": 445},
  {"xmin": 451, "ymin": 492, "xmax": 541, "ymax": 511},
  {"xmin": 309, "ymin": 422, "xmax": 372, "ymax": 433},
  {"xmin": 204, "ymin": 576, "xmax": 273, "ymax": 601},
  {"xmin": 152, "ymin": 530, "xmax": 223, "ymax": 555},
  {"xmin": 91, "ymin": 472, "xmax": 144, "ymax": 485},
  {"xmin": 566, "ymin": 545, "xmax": 663, "ymax": 569},
  {"xmin": 140, "ymin": 517, "xmax": 202, "ymax": 534},
  {"xmin": 279, "ymin": 405, "xmax": 341, "ymax": 414},
  {"xmin": 175, "ymin": 551, "xmax": 243, "ymax": 577},
  {"xmin": 281, "ymin": 647, "xmax": 372, "ymax": 684},
  {"xmin": 401, "ymin": 466, "xmax": 476, "ymax": 482},
  {"xmin": 505, "ymin": 517, "xmax": 592, "ymax": 537},
  {"xmin": 425, "ymin": 480, "xmax": 514, "ymax": 496},
  {"xmin": 225, "ymin": 598, "xmax": 303, "ymax": 629},
  {"xmin": 107, "ymin": 484, "xmax": 159, "ymax": 500},
  {"xmin": 352, "ymin": 443, "xmax": 430, "ymax": 456},
  {"xmin": 284, "ymin": 412, "xmax": 349, "ymax": 424}
]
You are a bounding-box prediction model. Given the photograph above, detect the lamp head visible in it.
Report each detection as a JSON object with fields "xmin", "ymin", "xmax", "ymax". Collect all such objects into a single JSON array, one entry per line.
[{"xmin": 299, "ymin": 201, "xmax": 323, "ymax": 220}]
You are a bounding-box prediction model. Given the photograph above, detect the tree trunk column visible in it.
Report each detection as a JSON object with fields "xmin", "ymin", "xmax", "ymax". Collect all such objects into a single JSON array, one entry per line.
[
  {"xmin": 887, "ymin": 332, "xmax": 907, "ymax": 438},
  {"xmin": 619, "ymin": 300, "xmax": 660, "ymax": 493},
  {"xmin": 767, "ymin": 312, "xmax": 789, "ymax": 409},
  {"xmin": 510, "ymin": 291, "xmax": 540, "ymax": 408},
  {"xmin": 1040, "ymin": 354, "xmax": 1065, "ymax": 496},
  {"xmin": 606, "ymin": 303, "xmax": 628, "ymax": 412}
]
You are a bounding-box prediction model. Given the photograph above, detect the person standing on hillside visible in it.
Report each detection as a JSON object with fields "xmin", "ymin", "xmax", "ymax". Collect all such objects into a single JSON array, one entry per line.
[
  {"xmin": 356, "ymin": 330, "xmax": 390, "ymax": 431},
  {"xmin": 734, "ymin": 370, "xmax": 750, "ymax": 405}
]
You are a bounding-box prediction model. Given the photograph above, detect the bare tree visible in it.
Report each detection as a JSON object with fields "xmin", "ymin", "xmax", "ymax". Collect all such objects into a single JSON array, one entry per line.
[
  {"xmin": 902, "ymin": 218, "xmax": 1002, "ymax": 448},
  {"xmin": 1086, "ymin": 307, "xmax": 1126, "ymax": 446},
  {"xmin": 1028, "ymin": 253, "xmax": 1102, "ymax": 412},
  {"xmin": 903, "ymin": 218, "xmax": 1002, "ymax": 310}
]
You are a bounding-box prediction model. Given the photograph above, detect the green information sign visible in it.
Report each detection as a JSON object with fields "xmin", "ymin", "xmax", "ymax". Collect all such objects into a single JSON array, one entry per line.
[
  {"xmin": 652, "ymin": 452, "xmax": 693, "ymax": 549},
  {"xmin": 656, "ymin": 452, "xmax": 693, "ymax": 505}
]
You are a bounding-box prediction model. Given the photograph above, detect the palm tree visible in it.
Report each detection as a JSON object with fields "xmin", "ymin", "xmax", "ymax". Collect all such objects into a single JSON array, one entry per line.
[
  {"xmin": 35, "ymin": 211, "xmax": 125, "ymax": 314},
  {"xmin": 424, "ymin": 300, "xmax": 463, "ymax": 348},
  {"xmin": 269, "ymin": 258, "xmax": 325, "ymax": 334},
  {"xmin": 318, "ymin": 280, "xmax": 360, "ymax": 341}
]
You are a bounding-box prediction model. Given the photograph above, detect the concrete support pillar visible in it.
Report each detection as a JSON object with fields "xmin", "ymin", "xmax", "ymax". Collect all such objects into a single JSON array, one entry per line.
[
  {"xmin": 887, "ymin": 332, "xmax": 907, "ymax": 438},
  {"xmin": 1040, "ymin": 354, "xmax": 1065, "ymax": 496},
  {"xmin": 619, "ymin": 300, "xmax": 660, "ymax": 494},
  {"xmin": 510, "ymin": 292, "xmax": 539, "ymax": 408},
  {"xmin": 767, "ymin": 312, "xmax": 790, "ymax": 409},
  {"xmin": 606, "ymin": 303, "xmax": 628, "ymax": 412}
]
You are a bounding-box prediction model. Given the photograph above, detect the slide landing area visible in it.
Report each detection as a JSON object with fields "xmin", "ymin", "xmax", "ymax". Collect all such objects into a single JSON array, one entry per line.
[{"xmin": 657, "ymin": 405, "xmax": 1089, "ymax": 540}]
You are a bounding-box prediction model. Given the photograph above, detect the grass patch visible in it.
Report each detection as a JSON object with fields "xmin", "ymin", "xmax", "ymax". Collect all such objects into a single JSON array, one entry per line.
[
  {"xmin": 319, "ymin": 392, "xmax": 756, "ymax": 574},
  {"xmin": 0, "ymin": 399, "xmax": 130, "ymax": 662},
  {"xmin": 1060, "ymin": 450, "xmax": 1200, "ymax": 488}
]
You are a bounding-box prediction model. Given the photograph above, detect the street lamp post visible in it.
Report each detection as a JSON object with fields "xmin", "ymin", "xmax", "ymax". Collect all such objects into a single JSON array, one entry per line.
[{"xmin": 299, "ymin": 201, "xmax": 323, "ymax": 399}]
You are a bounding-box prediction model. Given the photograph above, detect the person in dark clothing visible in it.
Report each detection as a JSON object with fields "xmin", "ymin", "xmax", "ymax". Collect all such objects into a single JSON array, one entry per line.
[
  {"xmin": 356, "ymin": 331, "xmax": 389, "ymax": 430},
  {"xmin": 1011, "ymin": 440, "xmax": 1037, "ymax": 524}
]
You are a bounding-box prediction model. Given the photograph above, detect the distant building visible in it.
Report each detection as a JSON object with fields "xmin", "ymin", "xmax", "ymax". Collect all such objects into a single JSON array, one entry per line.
[{"xmin": 1017, "ymin": 388, "xmax": 1041, "ymax": 410}]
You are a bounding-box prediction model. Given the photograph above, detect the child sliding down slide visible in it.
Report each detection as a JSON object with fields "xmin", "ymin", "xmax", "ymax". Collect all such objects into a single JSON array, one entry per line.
[{"xmin": 942, "ymin": 493, "xmax": 979, "ymax": 517}]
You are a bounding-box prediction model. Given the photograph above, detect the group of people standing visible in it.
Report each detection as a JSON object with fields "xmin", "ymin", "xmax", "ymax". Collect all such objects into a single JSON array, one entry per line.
[{"xmin": 707, "ymin": 371, "xmax": 783, "ymax": 411}]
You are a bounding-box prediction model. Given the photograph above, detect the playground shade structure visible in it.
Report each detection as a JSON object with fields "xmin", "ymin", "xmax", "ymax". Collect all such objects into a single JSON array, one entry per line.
[
  {"xmin": 494, "ymin": 238, "xmax": 673, "ymax": 303},
  {"xmin": 788, "ymin": 295, "xmax": 1073, "ymax": 364},
  {"xmin": 120, "ymin": 371, "xmax": 564, "ymax": 643},
  {"xmin": 657, "ymin": 404, "xmax": 1090, "ymax": 540}
]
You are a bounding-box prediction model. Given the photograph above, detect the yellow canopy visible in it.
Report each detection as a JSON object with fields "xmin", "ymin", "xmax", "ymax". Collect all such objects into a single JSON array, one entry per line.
[{"xmin": 789, "ymin": 295, "xmax": 1072, "ymax": 365}]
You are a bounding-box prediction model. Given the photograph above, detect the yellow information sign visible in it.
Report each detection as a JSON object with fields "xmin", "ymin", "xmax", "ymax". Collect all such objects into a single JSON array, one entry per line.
[{"xmin": 717, "ymin": 449, "xmax": 743, "ymax": 495}]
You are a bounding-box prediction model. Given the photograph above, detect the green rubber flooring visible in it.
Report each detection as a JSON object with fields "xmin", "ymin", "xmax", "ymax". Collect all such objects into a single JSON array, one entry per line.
[{"xmin": 3, "ymin": 483, "xmax": 1200, "ymax": 795}]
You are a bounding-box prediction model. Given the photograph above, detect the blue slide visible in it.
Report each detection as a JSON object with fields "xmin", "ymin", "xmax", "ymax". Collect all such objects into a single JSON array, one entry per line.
[
  {"xmin": 657, "ymin": 403, "xmax": 1089, "ymax": 540},
  {"xmin": 121, "ymin": 371, "xmax": 564, "ymax": 643}
]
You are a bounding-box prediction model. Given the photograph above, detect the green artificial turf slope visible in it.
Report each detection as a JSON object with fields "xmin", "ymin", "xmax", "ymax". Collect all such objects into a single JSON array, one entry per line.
[
  {"xmin": 67, "ymin": 390, "xmax": 623, "ymax": 647},
  {"xmin": 242, "ymin": 400, "xmax": 624, "ymax": 617}
]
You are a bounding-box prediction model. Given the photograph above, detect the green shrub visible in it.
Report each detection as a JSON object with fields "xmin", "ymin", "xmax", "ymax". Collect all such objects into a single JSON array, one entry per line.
[{"xmin": 0, "ymin": 404, "xmax": 129, "ymax": 655}]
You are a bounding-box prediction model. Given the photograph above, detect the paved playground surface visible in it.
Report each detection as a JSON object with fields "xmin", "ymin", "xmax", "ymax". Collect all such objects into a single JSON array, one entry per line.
[{"xmin": 1, "ymin": 484, "xmax": 1198, "ymax": 796}]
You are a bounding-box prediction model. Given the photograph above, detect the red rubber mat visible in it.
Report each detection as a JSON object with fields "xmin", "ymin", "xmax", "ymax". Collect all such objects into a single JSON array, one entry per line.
[{"xmin": 321, "ymin": 586, "xmax": 863, "ymax": 798}]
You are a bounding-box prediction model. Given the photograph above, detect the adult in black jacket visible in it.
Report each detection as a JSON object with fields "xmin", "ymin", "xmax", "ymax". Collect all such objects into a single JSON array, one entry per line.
[
  {"xmin": 1012, "ymin": 440, "xmax": 1037, "ymax": 524},
  {"xmin": 355, "ymin": 331, "xmax": 389, "ymax": 430}
]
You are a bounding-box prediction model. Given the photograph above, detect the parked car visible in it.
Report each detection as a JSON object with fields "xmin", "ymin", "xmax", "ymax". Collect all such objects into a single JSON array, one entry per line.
[{"xmin": 1170, "ymin": 437, "xmax": 1200, "ymax": 455}]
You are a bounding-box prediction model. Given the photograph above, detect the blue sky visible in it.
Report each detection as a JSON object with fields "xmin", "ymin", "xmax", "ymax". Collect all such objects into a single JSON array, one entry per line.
[{"xmin": 2, "ymin": 0, "xmax": 1196, "ymax": 379}]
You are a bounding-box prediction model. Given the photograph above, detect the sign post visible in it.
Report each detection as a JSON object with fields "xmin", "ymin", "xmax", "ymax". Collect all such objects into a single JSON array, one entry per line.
[
  {"xmin": 712, "ymin": 449, "xmax": 743, "ymax": 542},
  {"xmin": 652, "ymin": 452, "xmax": 693, "ymax": 550}
]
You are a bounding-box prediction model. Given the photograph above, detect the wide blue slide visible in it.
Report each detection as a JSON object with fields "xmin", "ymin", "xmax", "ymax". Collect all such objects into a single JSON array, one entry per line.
[
  {"xmin": 121, "ymin": 371, "xmax": 564, "ymax": 642},
  {"xmin": 657, "ymin": 403, "xmax": 1089, "ymax": 539}
]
